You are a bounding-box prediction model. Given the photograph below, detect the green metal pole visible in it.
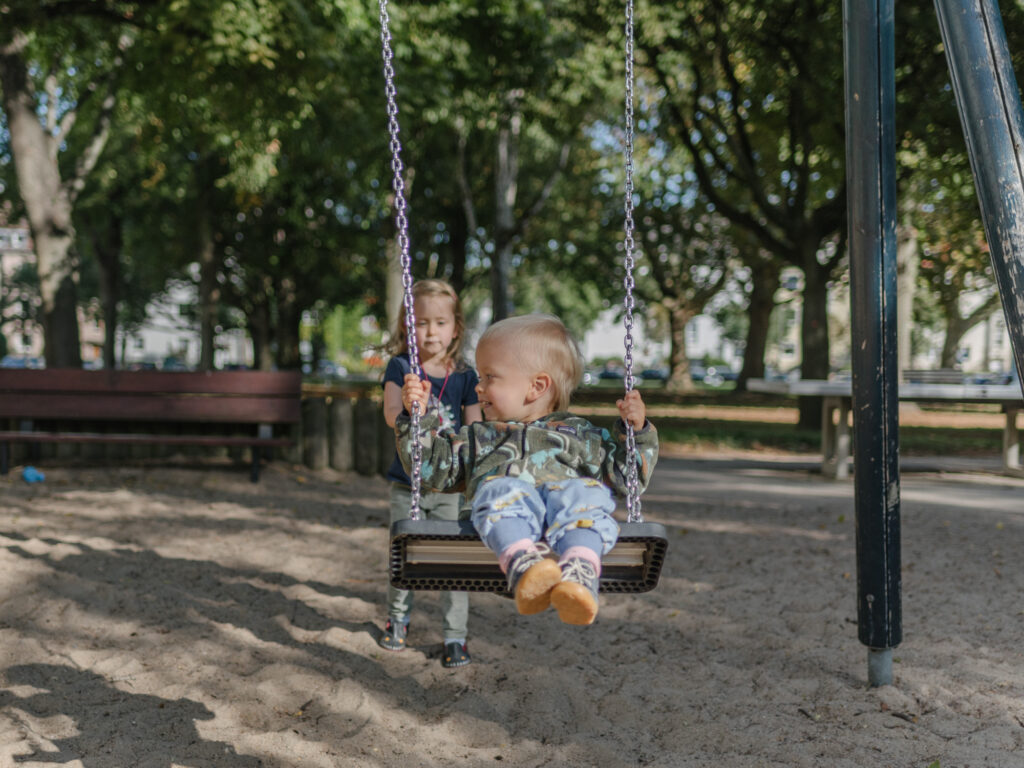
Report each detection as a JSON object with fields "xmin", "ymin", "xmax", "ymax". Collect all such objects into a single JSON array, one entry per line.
[{"xmin": 843, "ymin": 0, "xmax": 902, "ymax": 687}]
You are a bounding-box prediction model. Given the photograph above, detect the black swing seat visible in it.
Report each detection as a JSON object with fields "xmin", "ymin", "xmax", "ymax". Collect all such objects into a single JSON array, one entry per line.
[{"xmin": 388, "ymin": 518, "xmax": 668, "ymax": 594}]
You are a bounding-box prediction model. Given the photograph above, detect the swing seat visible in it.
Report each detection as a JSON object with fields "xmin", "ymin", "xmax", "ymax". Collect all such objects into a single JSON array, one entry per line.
[{"xmin": 388, "ymin": 518, "xmax": 669, "ymax": 594}]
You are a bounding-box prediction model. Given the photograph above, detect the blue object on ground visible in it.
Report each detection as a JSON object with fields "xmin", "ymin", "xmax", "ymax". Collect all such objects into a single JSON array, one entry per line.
[{"xmin": 22, "ymin": 466, "xmax": 45, "ymax": 483}]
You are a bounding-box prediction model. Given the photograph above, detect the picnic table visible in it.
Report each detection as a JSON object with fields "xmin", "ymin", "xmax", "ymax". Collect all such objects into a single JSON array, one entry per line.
[{"xmin": 747, "ymin": 377, "xmax": 1023, "ymax": 478}]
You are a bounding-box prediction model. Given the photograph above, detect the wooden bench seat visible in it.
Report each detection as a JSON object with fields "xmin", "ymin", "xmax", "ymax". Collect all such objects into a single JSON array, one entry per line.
[{"xmin": 0, "ymin": 369, "xmax": 302, "ymax": 481}]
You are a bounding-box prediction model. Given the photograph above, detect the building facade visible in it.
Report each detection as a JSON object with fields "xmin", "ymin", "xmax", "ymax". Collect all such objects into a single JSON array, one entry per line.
[{"xmin": 1, "ymin": 223, "xmax": 250, "ymax": 370}]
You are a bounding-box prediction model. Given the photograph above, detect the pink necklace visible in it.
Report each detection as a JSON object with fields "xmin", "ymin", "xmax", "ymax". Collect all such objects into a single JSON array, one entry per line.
[{"xmin": 436, "ymin": 368, "xmax": 451, "ymax": 403}]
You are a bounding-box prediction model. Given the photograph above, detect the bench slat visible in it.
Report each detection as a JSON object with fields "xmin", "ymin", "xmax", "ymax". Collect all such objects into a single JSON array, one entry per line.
[
  {"xmin": 0, "ymin": 394, "xmax": 301, "ymax": 422},
  {"xmin": 0, "ymin": 431, "xmax": 291, "ymax": 447},
  {"xmin": 0, "ymin": 369, "xmax": 302, "ymax": 396}
]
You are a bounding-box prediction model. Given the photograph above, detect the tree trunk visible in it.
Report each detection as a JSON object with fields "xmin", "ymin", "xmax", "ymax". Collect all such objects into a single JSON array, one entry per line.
[
  {"xmin": 101, "ymin": 268, "xmax": 119, "ymax": 371},
  {"xmin": 896, "ymin": 223, "xmax": 919, "ymax": 374},
  {"xmin": 941, "ymin": 315, "xmax": 972, "ymax": 368},
  {"xmin": 940, "ymin": 323, "xmax": 960, "ymax": 368},
  {"xmin": 89, "ymin": 224, "xmax": 122, "ymax": 371},
  {"xmin": 1, "ymin": 34, "xmax": 81, "ymax": 368},
  {"xmin": 275, "ymin": 276, "xmax": 301, "ymax": 370},
  {"xmin": 37, "ymin": 235, "xmax": 83, "ymax": 368},
  {"xmin": 797, "ymin": 259, "xmax": 833, "ymax": 430},
  {"xmin": 248, "ymin": 286, "xmax": 273, "ymax": 371},
  {"xmin": 448, "ymin": 206, "xmax": 468, "ymax": 295},
  {"xmin": 736, "ymin": 260, "xmax": 780, "ymax": 391},
  {"xmin": 385, "ymin": 167, "xmax": 414, "ymax": 333},
  {"xmin": 385, "ymin": 234, "xmax": 404, "ymax": 336},
  {"xmin": 492, "ymin": 102, "xmax": 521, "ymax": 321},
  {"xmin": 940, "ymin": 290, "xmax": 1001, "ymax": 369},
  {"xmin": 664, "ymin": 302, "xmax": 698, "ymax": 392},
  {"xmin": 196, "ymin": 205, "xmax": 220, "ymax": 372},
  {"xmin": 490, "ymin": 244, "xmax": 513, "ymax": 322}
]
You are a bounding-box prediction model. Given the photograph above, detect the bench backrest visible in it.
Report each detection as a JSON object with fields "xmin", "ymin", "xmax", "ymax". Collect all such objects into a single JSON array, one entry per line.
[
  {"xmin": 0, "ymin": 369, "xmax": 303, "ymax": 424},
  {"xmin": 903, "ymin": 368, "xmax": 965, "ymax": 385}
]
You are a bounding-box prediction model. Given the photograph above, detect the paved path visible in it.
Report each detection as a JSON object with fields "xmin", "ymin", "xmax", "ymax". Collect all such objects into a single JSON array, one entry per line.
[{"xmin": 646, "ymin": 453, "xmax": 1024, "ymax": 515}]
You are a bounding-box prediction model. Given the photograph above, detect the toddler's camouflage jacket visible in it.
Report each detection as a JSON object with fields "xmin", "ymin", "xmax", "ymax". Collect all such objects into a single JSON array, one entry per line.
[{"xmin": 395, "ymin": 410, "xmax": 658, "ymax": 500}]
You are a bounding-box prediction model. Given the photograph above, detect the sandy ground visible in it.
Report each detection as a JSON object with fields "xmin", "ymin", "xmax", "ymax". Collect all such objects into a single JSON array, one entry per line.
[{"xmin": 1, "ymin": 450, "xmax": 1023, "ymax": 768}]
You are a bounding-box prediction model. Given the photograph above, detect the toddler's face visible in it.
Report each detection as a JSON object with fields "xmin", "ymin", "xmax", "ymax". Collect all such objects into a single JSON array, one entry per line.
[
  {"xmin": 474, "ymin": 339, "xmax": 542, "ymax": 422},
  {"xmin": 413, "ymin": 295, "xmax": 457, "ymax": 364}
]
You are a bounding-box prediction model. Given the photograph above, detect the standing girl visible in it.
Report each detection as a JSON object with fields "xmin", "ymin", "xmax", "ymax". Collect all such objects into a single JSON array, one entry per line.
[{"xmin": 379, "ymin": 279, "xmax": 481, "ymax": 667}]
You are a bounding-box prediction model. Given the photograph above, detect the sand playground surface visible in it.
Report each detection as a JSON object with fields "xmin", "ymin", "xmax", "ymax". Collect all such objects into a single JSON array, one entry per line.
[{"xmin": 1, "ymin": 450, "xmax": 1023, "ymax": 767}]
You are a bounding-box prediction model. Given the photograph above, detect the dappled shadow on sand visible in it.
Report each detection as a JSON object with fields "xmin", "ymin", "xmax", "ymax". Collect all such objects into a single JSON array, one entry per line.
[{"xmin": 1, "ymin": 664, "xmax": 264, "ymax": 767}]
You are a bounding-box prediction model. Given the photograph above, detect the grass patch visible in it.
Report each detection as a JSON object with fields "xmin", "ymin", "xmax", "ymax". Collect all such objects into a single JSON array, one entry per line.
[
  {"xmin": 656, "ymin": 419, "xmax": 820, "ymax": 453},
  {"xmin": 588, "ymin": 414, "xmax": 1003, "ymax": 456},
  {"xmin": 899, "ymin": 425, "xmax": 1003, "ymax": 456}
]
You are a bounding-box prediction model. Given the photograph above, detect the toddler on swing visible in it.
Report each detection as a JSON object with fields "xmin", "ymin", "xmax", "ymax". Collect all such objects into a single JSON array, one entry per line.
[{"xmin": 397, "ymin": 313, "xmax": 658, "ymax": 625}]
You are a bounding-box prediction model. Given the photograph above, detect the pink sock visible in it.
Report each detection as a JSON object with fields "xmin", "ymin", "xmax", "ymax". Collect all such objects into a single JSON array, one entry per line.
[
  {"xmin": 559, "ymin": 546, "xmax": 602, "ymax": 576},
  {"xmin": 498, "ymin": 539, "xmax": 537, "ymax": 574}
]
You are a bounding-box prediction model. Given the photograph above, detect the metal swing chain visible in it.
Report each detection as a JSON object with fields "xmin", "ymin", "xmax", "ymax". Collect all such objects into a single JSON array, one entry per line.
[
  {"xmin": 622, "ymin": 0, "xmax": 643, "ymax": 523},
  {"xmin": 379, "ymin": 0, "xmax": 424, "ymax": 521}
]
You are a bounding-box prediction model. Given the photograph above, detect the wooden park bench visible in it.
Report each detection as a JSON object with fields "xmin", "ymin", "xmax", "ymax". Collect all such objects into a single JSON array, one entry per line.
[{"xmin": 0, "ymin": 369, "xmax": 302, "ymax": 482}]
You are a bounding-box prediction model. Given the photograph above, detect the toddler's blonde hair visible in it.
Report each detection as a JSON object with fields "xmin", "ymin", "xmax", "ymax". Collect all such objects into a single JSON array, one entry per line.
[{"xmin": 478, "ymin": 314, "xmax": 583, "ymax": 411}]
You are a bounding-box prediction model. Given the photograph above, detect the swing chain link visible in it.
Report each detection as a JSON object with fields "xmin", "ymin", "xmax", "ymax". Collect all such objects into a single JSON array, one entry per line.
[
  {"xmin": 622, "ymin": 0, "xmax": 642, "ymax": 523},
  {"xmin": 379, "ymin": 0, "xmax": 423, "ymax": 520}
]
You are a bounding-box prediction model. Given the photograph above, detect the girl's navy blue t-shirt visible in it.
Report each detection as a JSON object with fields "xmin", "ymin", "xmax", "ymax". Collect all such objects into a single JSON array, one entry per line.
[{"xmin": 383, "ymin": 354, "xmax": 479, "ymax": 486}]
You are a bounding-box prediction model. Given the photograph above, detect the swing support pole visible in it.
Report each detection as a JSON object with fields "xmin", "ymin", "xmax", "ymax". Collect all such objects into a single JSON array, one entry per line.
[
  {"xmin": 843, "ymin": 0, "xmax": 902, "ymax": 686},
  {"xmin": 933, "ymin": 0, "xmax": 1024, "ymax": 381}
]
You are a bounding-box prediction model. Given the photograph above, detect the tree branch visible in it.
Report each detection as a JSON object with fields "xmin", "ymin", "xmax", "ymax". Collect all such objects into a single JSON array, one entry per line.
[
  {"xmin": 644, "ymin": 44, "xmax": 790, "ymax": 257},
  {"xmin": 963, "ymin": 289, "xmax": 1003, "ymax": 327},
  {"xmin": 514, "ymin": 141, "xmax": 571, "ymax": 241},
  {"xmin": 708, "ymin": 11, "xmax": 787, "ymax": 231},
  {"xmin": 454, "ymin": 116, "xmax": 479, "ymax": 238},
  {"xmin": 65, "ymin": 88, "xmax": 117, "ymax": 203}
]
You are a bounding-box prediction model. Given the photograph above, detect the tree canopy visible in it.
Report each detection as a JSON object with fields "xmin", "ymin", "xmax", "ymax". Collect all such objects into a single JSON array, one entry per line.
[{"xmin": 2, "ymin": 0, "xmax": 1023, "ymax": 382}]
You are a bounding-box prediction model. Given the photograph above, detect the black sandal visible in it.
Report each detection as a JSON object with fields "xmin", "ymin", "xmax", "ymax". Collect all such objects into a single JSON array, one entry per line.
[
  {"xmin": 378, "ymin": 619, "xmax": 408, "ymax": 651},
  {"xmin": 441, "ymin": 640, "xmax": 471, "ymax": 668}
]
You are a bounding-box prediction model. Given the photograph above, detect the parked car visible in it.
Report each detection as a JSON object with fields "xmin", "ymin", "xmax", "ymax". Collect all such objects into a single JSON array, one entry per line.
[
  {"xmin": 967, "ymin": 371, "xmax": 1014, "ymax": 386},
  {"xmin": 0, "ymin": 355, "xmax": 44, "ymax": 369},
  {"xmin": 702, "ymin": 365, "xmax": 737, "ymax": 387},
  {"xmin": 765, "ymin": 366, "xmax": 801, "ymax": 382},
  {"xmin": 161, "ymin": 356, "xmax": 189, "ymax": 371},
  {"xmin": 597, "ymin": 367, "xmax": 625, "ymax": 381},
  {"xmin": 315, "ymin": 360, "xmax": 349, "ymax": 379},
  {"xmin": 639, "ymin": 367, "xmax": 669, "ymax": 384}
]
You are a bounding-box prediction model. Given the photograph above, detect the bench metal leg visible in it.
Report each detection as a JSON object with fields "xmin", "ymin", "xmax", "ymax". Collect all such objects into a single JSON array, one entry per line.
[
  {"xmin": 251, "ymin": 424, "xmax": 273, "ymax": 483},
  {"xmin": 822, "ymin": 396, "xmax": 852, "ymax": 479},
  {"xmin": 1005, "ymin": 407, "xmax": 1022, "ymax": 471},
  {"xmin": 18, "ymin": 419, "xmax": 40, "ymax": 464}
]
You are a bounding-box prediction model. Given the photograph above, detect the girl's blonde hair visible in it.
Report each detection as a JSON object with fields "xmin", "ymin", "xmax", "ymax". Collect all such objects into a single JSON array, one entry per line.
[
  {"xmin": 478, "ymin": 314, "xmax": 583, "ymax": 411},
  {"xmin": 384, "ymin": 279, "xmax": 467, "ymax": 367}
]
